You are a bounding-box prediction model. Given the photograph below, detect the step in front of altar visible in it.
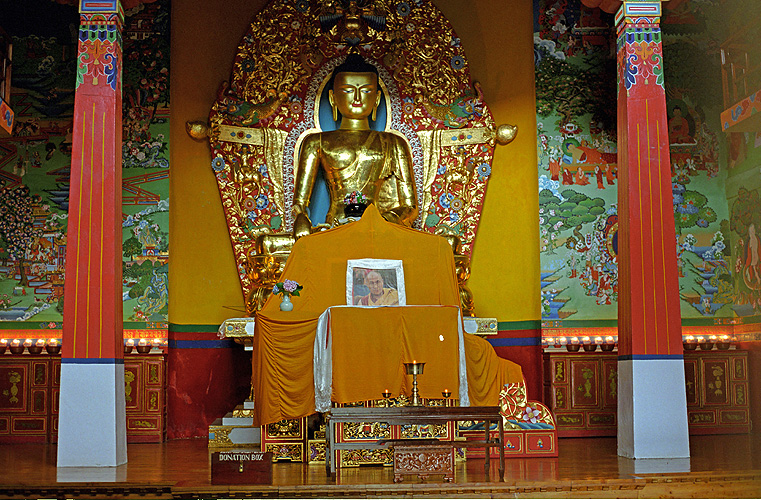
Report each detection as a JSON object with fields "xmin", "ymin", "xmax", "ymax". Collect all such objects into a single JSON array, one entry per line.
[{"xmin": 209, "ymin": 410, "xmax": 261, "ymax": 448}]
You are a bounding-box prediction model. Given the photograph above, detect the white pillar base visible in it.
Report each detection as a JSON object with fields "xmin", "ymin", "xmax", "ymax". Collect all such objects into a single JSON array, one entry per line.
[
  {"xmin": 618, "ymin": 456, "xmax": 691, "ymax": 475},
  {"xmin": 617, "ymin": 357, "xmax": 690, "ymax": 459},
  {"xmin": 57, "ymin": 361, "xmax": 127, "ymax": 467},
  {"xmin": 57, "ymin": 466, "xmax": 127, "ymax": 482}
]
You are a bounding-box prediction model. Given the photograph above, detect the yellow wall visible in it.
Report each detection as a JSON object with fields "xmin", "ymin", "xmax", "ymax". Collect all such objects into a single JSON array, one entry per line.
[{"xmin": 169, "ymin": 0, "xmax": 540, "ymax": 325}]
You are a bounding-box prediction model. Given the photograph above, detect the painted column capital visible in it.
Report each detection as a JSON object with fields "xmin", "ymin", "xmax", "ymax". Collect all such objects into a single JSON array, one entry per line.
[{"xmin": 615, "ymin": 1, "xmax": 662, "ymax": 28}]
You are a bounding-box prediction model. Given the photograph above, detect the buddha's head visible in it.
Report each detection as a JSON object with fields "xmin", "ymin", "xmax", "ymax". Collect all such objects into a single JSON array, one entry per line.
[{"xmin": 328, "ymin": 54, "xmax": 381, "ymax": 127}]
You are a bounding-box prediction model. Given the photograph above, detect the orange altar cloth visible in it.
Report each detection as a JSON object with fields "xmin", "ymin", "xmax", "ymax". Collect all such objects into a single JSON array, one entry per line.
[{"xmin": 252, "ymin": 206, "xmax": 522, "ymax": 426}]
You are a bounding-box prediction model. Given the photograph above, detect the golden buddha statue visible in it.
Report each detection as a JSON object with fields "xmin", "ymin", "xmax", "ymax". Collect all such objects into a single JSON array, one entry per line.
[
  {"xmin": 293, "ymin": 54, "xmax": 418, "ymax": 232},
  {"xmin": 248, "ymin": 55, "xmax": 419, "ymax": 311}
]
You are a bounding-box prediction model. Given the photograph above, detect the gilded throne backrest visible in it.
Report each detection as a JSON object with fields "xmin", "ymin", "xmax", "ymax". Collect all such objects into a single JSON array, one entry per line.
[{"xmin": 205, "ymin": 0, "xmax": 508, "ymax": 306}]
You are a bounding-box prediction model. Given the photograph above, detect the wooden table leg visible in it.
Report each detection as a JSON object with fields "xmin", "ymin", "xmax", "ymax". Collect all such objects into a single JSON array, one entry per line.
[
  {"xmin": 498, "ymin": 416, "xmax": 505, "ymax": 481},
  {"xmin": 326, "ymin": 414, "xmax": 334, "ymax": 477},
  {"xmin": 484, "ymin": 418, "xmax": 491, "ymax": 479}
]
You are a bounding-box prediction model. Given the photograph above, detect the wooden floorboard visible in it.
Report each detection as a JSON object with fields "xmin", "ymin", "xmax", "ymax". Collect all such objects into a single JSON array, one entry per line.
[{"xmin": 0, "ymin": 434, "xmax": 759, "ymax": 498}]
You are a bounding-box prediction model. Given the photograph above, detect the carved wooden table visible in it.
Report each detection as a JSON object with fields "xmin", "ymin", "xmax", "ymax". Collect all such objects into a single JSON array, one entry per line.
[{"xmin": 325, "ymin": 406, "xmax": 504, "ymax": 481}]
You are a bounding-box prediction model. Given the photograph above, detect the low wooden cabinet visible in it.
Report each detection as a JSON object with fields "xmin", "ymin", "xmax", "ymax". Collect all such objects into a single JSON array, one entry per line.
[
  {"xmin": 543, "ymin": 350, "xmax": 750, "ymax": 437},
  {"xmin": 0, "ymin": 354, "xmax": 166, "ymax": 443}
]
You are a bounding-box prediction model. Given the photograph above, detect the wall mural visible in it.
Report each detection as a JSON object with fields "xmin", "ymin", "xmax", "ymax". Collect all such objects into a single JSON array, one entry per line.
[
  {"xmin": 535, "ymin": 0, "xmax": 758, "ymax": 322},
  {"xmin": 535, "ymin": 0, "xmax": 619, "ymax": 322},
  {"xmin": 0, "ymin": 0, "xmax": 170, "ymax": 332}
]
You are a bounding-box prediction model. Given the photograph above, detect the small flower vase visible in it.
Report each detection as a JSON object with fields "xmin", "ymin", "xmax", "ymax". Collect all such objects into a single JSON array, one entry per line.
[{"xmin": 279, "ymin": 294, "xmax": 293, "ymax": 312}]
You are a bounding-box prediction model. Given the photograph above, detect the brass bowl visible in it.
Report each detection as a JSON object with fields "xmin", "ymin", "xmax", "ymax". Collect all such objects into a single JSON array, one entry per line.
[
  {"xmin": 124, "ymin": 345, "xmax": 134, "ymax": 354},
  {"xmin": 683, "ymin": 342, "xmax": 698, "ymax": 350},
  {"xmin": 136, "ymin": 345, "xmax": 152, "ymax": 354},
  {"xmin": 9, "ymin": 345, "xmax": 25, "ymax": 355},
  {"xmin": 46, "ymin": 345, "xmax": 61, "ymax": 355},
  {"xmin": 404, "ymin": 362, "xmax": 425, "ymax": 375},
  {"xmin": 0, "ymin": 345, "xmax": 6, "ymax": 355},
  {"xmin": 27, "ymin": 345, "xmax": 43, "ymax": 355},
  {"xmin": 566, "ymin": 344, "xmax": 580, "ymax": 352},
  {"xmin": 600, "ymin": 344, "xmax": 615, "ymax": 352},
  {"xmin": 716, "ymin": 342, "xmax": 731, "ymax": 350},
  {"xmin": 582, "ymin": 344, "xmax": 597, "ymax": 352},
  {"xmin": 699, "ymin": 342, "xmax": 714, "ymax": 350}
]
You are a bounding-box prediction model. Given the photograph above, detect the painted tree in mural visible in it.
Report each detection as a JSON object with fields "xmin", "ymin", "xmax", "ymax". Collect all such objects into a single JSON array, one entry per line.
[
  {"xmin": 123, "ymin": 235, "xmax": 142, "ymax": 261},
  {"xmin": 0, "ymin": 186, "xmax": 43, "ymax": 287},
  {"xmin": 672, "ymin": 182, "xmax": 718, "ymax": 234},
  {"xmin": 122, "ymin": 3, "xmax": 170, "ymax": 169},
  {"xmin": 534, "ymin": 39, "xmax": 616, "ymax": 130},
  {"xmin": 539, "ymin": 188, "xmax": 605, "ymax": 253}
]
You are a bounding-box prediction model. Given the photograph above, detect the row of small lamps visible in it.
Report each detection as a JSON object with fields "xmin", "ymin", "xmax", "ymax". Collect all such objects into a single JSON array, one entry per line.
[
  {"xmin": 0, "ymin": 338, "xmax": 167, "ymax": 355},
  {"xmin": 542, "ymin": 334, "xmax": 735, "ymax": 352}
]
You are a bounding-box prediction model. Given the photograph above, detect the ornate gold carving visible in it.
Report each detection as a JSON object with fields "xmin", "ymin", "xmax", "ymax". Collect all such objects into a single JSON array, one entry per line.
[
  {"xmin": 399, "ymin": 423, "xmax": 448, "ymax": 439},
  {"xmin": 124, "ymin": 370, "xmax": 135, "ymax": 403},
  {"xmin": 734, "ymin": 358, "xmax": 745, "ymax": 379},
  {"xmin": 185, "ymin": 120, "xmax": 210, "ymax": 140},
  {"xmin": 5, "ymin": 371, "xmax": 21, "ymax": 404},
  {"xmin": 34, "ymin": 364, "xmax": 45, "ymax": 385},
  {"xmin": 266, "ymin": 418, "xmax": 302, "ymax": 438},
  {"xmin": 149, "ymin": 392, "xmax": 158, "ymax": 411},
  {"xmin": 265, "ymin": 443, "xmax": 303, "ymax": 462},
  {"xmin": 308, "ymin": 439, "xmax": 326, "ymax": 463},
  {"xmin": 736, "ymin": 385, "xmax": 746, "ymax": 405},
  {"xmin": 232, "ymin": 407, "xmax": 256, "ymax": 418},
  {"xmin": 340, "ymin": 448, "xmax": 392, "ymax": 467},
  {"xmin": 208, "ymin": 426, "xmax": 233, "ymax": 446},
  {"xmin": 555, "ymin": 388, "xmax": 564, "ymax": 408},
  {"xmin": 131, "ymin": 420, "xmax": 156, "ymax": 429},
  {"xmin": 499, "ymin": 382, "xmax": 528, "ymax": 419},
  {"xmin": 708, "ymin": 364, "xmax": 725, "ymax": 396},
  {"xmin": 608, "ymin": 368, "xmax": 617, "ymax": 398},
  {"xmin": 148, "ymin": 365, "xmax": 159, "ymax": 384},
  {"xmin": 342, "ymin": 421, "xmax": 392, "ymax": 440},
  {"xmin": 576, "ymin": 368, "xmax": 594, "ymax": 398}
]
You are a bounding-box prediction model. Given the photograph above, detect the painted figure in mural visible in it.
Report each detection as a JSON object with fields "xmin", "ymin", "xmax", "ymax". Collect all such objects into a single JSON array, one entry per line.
[
  {"xmin": 595, "ymin": 165, "xmax": 604, "ymax": 189},
  {"xmin": 745, "ymin": 223, "xmax": 761, "ymax": 289},
  {"xmin": 256, "ymin": 54, "xmax": 418, "ymax": 255},
  {"xmin": 575, "ymin": 167, "xmax": 590, "ymax": 186},
  {"xmin": 562, "ymin": 167, "xmax": 574, "ymax": 185},
  {"xmin": 354, "ymin": 270, "xmax": 399, "ymax": 306},
  {"xmin": 668, "ymin": 105, "xmax": 693, "ymax": 144},
  {"xmin": 604, "ymin": 163, "xmax": 616, "ymax": 185}
]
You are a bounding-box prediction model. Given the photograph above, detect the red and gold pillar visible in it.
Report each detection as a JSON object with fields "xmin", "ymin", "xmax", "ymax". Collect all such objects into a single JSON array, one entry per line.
[
  {"xmin": 615, "ymin": 0, "xmax": 689, "ymax": 459},
  {"xmin": 57, "ymin": 0, "xmax": 126, "ymax": 467}
]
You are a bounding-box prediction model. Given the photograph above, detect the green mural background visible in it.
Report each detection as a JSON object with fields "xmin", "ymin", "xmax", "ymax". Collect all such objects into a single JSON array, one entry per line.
[
  {"xmin": 0, "ymin": 0, "xmax": 170, "ymax": 334},
  {"xmin": 534, "ymin": 0, "xmax": 761, "ymax": 325}
]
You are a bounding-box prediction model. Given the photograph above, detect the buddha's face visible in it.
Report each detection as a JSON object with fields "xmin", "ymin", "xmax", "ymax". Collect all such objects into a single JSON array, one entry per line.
[{"xmin": 329, "ymin": 71, "xmax": 380, "ymax": 120}]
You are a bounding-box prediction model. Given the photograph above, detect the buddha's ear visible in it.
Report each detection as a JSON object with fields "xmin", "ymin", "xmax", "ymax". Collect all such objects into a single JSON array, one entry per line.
[
  {"xmin": 372, "ymin": 91, "xmax": 381, "ymax": 121},
  {"xmin": 328, "ymin": 90, "xmax": 338, "ymax": 121}
]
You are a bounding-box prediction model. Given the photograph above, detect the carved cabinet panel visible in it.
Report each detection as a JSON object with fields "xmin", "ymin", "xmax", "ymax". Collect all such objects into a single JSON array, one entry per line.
[
  {"xmin": 544, "ymin": 350, "xmax": 750, "ymax": 437},
  {"xmin": 0, "ymin": 354, "xmax": 166, "ymax": 443}
]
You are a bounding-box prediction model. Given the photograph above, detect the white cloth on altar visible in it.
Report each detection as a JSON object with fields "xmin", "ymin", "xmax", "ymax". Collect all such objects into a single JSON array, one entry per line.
[{"xmin": 313, "ymin": 305, "xmax": 469, "ymax": 413}]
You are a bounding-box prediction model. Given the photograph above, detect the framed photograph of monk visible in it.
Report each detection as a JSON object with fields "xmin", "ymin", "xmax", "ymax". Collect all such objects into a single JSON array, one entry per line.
[{"xmin": 346, "ymin": 259, "xmax": 406, "ymax": 307}]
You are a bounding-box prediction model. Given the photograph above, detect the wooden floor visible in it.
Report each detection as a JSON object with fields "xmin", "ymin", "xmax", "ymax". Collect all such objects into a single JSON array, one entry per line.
[{"xmin": 1, "ymin": 434, "xmax": 760, "ymax": 498}]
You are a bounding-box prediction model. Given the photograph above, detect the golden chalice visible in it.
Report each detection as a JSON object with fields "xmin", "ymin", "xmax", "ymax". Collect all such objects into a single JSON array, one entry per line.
[{"xmin": 404, "ymin": 361, "xmax": 425, "ymax": 406}]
